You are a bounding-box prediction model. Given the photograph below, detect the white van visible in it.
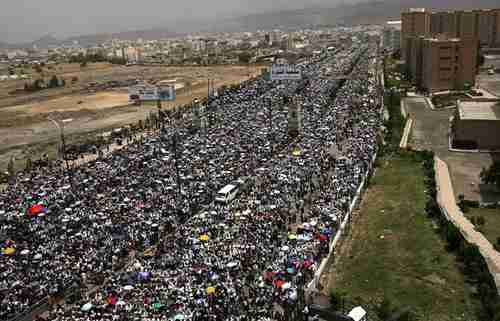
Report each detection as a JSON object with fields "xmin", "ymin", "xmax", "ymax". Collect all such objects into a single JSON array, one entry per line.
[{"xmin": 215, "ymin": 184, "xmax": 239, "ymax": 204}]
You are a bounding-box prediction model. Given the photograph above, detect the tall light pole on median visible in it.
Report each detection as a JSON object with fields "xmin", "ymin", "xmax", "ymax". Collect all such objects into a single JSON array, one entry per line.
[{"xmin": 47, "ymin": 117, "xmax": 73, "ymax": 170}]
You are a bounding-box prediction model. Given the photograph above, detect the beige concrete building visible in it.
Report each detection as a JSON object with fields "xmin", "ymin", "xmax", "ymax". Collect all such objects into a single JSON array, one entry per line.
[
  {"xmin": 455, "ymin": 10, "xmax": 477, "ymax": 39},
  {"xmin": 406, "ymin": 36, "xmax": 425, "ymax": 85},
  {"xmin": 406, "ymin": 36, "xmax": 478, "ymax": 92},
  {"xmin": 401, "ymin": 8, "xmax": 430, "ymax": 57},
  {"xmin": 430, "ymin": 11, "xmax": 456, "ymax": 37},
  {"xmin": 495, "ymin": 9, "xmax": 500, "ymax": 46},
  {"xmin": 476, "ymin": 9, "xmax": 495, "ymax": 46},
  {"xmin": 452, "ymin": 101, "xmax": 500, "ymax": 150},
  {"xmin": 402, "ymin": 8, "xmax": 500, "ymax": 60},
  {"xmin": 420, "ymin": 37, "xmax": 478, "ymax": 92}
]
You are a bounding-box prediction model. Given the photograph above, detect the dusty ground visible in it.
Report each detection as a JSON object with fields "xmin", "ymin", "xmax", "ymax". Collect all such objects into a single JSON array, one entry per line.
[
  {"xmin": 404, "ymin": 96, "xmax": 500, "ymax": 202},
  {"xmin": 0, "ymin": 63, "xmax": 263, "ymax": 171}
]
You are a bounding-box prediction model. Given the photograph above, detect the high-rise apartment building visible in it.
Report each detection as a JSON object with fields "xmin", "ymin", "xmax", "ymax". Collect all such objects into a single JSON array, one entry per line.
[
  {"xmin": 494, "ymin": 9, "xmax": 500, "ymax": 46},
  {"xmin": 402, "ymin": 8, "xmax": 500, "ymax": 60},
  {"xmin": 401, "ymin": 8, "xmax": 430, "ymax": 55},
  {"xmin": 420, "ymin": 37, "xmax": 478, "ymax": 92},
  {"xmin": 455, "ymin": 10, "xmax": 477, "ymax": 38},
  {"xmin": 382, "ymin": 22, "xmax": 402, "ymax": 52},
  {"xmin": 406, "ymin": 36, "xmax": 425, "ymax": 85},
  {"xmin": 430, "ymin": 11, "xmax": 457, "ymax": 37},
  {"xmin": 476, "ymin": 9, "xmax": 495, "ymax": 46}
]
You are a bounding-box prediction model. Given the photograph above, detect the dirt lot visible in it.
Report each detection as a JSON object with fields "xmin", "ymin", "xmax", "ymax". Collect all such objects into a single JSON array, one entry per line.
[
  {"xmin": 0, "ymin": 63, "xmax": 263, "ymax": 171},
  {"xmin": 404, "ymin": 97, "xmax": 500, "ymax": 202}
]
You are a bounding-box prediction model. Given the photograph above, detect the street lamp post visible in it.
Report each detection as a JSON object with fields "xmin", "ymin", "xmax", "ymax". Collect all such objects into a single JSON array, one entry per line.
[
  {"xmin": 171, "ymin": 125, "xmax": 183, "ymax": 217},
  {"xmin": 47, "ymin": 117, "xmax": 72, "ymax": 170}
]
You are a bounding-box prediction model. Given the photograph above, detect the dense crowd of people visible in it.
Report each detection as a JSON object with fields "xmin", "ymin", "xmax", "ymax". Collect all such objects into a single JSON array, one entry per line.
[{"xmin": 0, "ymin": 41, "xmax": 382, "ymax": 321}]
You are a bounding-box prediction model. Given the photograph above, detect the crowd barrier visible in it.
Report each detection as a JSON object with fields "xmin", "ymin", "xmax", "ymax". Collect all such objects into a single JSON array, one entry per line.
[{"xmin": 306, "ymin": 151, "xmax": 378, "ymax": 295}]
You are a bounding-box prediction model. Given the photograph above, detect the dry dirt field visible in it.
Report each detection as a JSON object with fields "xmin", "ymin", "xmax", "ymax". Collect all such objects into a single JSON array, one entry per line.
[{"xmin": 0, "ymin": 63, "xmax": 263, "ymax": 171}]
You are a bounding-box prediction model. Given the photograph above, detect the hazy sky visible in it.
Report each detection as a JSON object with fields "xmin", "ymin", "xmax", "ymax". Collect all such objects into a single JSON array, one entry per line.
[{"xmin": 1, "ymin": 0, "xmax": 340, "ymax": 43}]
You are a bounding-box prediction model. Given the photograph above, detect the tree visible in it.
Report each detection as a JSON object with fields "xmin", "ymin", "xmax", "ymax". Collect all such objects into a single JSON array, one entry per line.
[
  {"xmin": 238, "ymin": 52, "xmax": 252, "ymax": 64},
  {"xmin": 480, "ymin": 162, "xmax": 500, "ymax": 189},
  {"xmin": 446, "ymin": 223, "xmax": 462, "ymax": 251},
  {"xmin": 80, "ymin": 61, "xmax": 88, "ymax": 68},
  {"xmin": 376, "ymin": 297, "xmax": 393, "ymax": 320},
  {"xmin": 34, "ymin": 64, "xmax": 43, "ymax": 73},
  {"xmin": 329, "ymin": 290, "xmax": 347, "ymax": 311}
]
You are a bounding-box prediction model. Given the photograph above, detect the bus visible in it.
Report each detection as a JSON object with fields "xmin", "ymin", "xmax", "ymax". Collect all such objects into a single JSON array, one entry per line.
[{"xmin": 215, "ymin": 184, "xmax": 239, "ymax": 204}]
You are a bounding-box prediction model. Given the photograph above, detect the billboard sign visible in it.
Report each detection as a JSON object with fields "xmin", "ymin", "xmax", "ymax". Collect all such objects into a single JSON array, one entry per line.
[
  {"xmin": 158, "ymin": 85, "xmax": 176, "ymax": 101},
  {"xmin": 142, "ymin": 87, "xmax": 157, "ymax": 101},
  {"xmin": 129, "ymin": 84, "xmax": 176, "ymax": 102},
  {"xmin": 270, "ymin": 63, "xmax": 301, "ymax": 81}
]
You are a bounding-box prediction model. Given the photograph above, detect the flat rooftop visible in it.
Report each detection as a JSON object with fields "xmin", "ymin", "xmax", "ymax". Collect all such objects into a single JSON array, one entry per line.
[{"xmin": 458, "ymin": 101, "xmax": 500, "ymax": 121}]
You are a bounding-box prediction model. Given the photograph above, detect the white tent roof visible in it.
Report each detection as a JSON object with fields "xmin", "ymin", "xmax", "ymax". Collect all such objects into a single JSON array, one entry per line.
[{"xmin": 347, "ymin": 306, "xmax": 367, "ymax": 321}]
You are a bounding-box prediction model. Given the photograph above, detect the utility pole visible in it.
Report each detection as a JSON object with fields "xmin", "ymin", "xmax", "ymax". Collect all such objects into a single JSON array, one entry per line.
[
  {"xmin": 207, "ymin": 77, "xmax": 211, "ymax": 101},
  {"xmin": 268, "ymin": 97, "xmax": 273, "ymax": 155},
  {"xmin": 48, "ymin": 117, "xmax": 71, "ymax": 171},
  {"xmin": 172, "ymin": 128, "xmax": 182, "ymax": 213}
]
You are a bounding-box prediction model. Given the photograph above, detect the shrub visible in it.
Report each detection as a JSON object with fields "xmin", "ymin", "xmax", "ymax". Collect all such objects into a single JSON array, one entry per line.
[
  {"xmin": 446, "ymin": 223, "xmax": 462, "ymax": 251},
  {"xmin": 377, "ymin": 297, "xmax": 393, "ymax": 320},
  {"xmin": 329, "ymin": 290, "xmax": 347, "ymax": 311}
]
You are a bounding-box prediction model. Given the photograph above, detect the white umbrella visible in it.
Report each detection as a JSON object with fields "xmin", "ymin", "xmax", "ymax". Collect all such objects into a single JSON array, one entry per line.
[
  {"xmin": 123, "ymin": 285, "xmax": 134, "ymax": 290},
  {"xmin": 20, "ymin": 249, "xmax": 30, "ymax": 255},
  {"xmin": 281, "ymin": 246, "xmax": 290, "ymax": 251},
  {"xmin": 226, "ymin": 262, "xmax": 238, "ymax": 268},
  {"xmin": 81, "ymin": 303, "xmax": 93, "ymax": 311},
  {"xmin": 282, "ymin": 283, "xmax": 291, "ymax": 290},
  {"xmin": 116, "ymin": 300, "xmax": 126, "ymax": 306}
]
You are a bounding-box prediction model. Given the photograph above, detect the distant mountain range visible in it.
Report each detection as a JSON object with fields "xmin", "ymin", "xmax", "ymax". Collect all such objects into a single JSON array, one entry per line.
[
  {"xmin": 1, "ymin": 0, "xmax": 499, "ymax": 49},
  {"xmin": 0, "ymin": 28, "xmax": 182, "ymax": 50},
  {"xmin": 225, "ymin": 0, "xmax": 500, "ymax": 31}
]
